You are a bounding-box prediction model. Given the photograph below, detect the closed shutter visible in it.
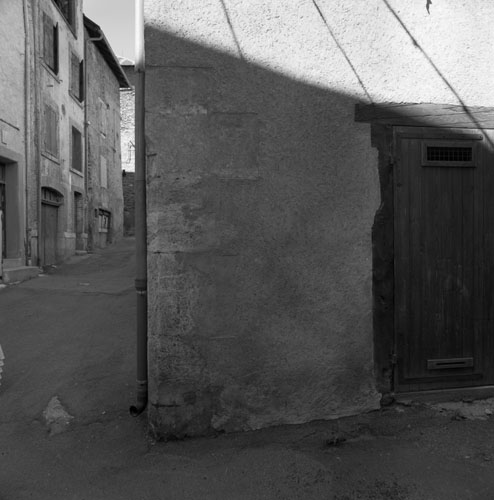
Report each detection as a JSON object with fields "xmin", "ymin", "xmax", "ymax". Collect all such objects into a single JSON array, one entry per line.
[
  {"xmin": 70, "ymin": 53, "xmax": 79, "ymax": 97},
  {"xmin": 71, "ymin": 127, "xmax": 83, "ymax": 172},
  {"xmin": 79, "ymin": 60, "xmax": 85, "ymax": 101},
  {"xmin": 44, "ymin": 105, "xmax": 59, "ymax": 157},
  {"xmin": 43, "ymin": 13, "xmax": 53, "ymax": 68},
  {"xmin": 43, "ymin": 13, "xmax": 58, "ymax": 73}
]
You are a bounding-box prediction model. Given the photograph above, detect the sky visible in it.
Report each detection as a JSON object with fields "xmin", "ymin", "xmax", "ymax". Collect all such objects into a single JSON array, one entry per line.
[{"xmin": 83, "ymin": 0, "xmax": 135, "ymax": 61}]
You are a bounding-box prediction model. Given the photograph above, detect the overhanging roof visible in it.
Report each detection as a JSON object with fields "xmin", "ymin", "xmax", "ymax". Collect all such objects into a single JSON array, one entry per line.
[
  {"xmin": 355, "ymin": 103, "xmax": 494, "ymax": 129},
  {"xmin": 83, "ymin": 15, "xmax": 131, "ymax": 89}
]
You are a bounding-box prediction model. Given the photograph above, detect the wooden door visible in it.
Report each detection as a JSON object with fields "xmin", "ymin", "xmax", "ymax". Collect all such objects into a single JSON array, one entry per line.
[
  {"xmin": 394, "ymin": 127, "xmax": 491, "ymax": 391},
  {"xmin": 41, "ymin": 203, "xmax": 58, "ymax": 266}
]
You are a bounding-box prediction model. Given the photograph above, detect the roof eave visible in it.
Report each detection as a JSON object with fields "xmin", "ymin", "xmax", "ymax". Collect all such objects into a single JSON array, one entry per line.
[{"xmin": 83, "ymin": 15, "xmax": 131, "ymax": 89}]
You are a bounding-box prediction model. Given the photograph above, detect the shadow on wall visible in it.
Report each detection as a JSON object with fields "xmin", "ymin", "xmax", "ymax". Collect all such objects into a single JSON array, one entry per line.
[
  {"xmin": 122, "ymin": 171, "xmax": 135, "ymax": 236},
  {"xmin": 144, "ymin": 25, "xmax": 494, "ymax": 438}
]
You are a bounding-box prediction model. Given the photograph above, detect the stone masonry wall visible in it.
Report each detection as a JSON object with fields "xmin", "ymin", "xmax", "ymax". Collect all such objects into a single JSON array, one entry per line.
[{"xmin": 85, "ymin": 35, "xmax": 124, "ymax": 250}]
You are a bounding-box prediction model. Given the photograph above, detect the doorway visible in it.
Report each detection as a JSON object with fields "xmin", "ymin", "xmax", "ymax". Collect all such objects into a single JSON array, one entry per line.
[
  {"xmin": 73, "ymin": 192, "xmax": 84, "ymax": 251},
  {"xmin": 41, "ymin": 188, "xmax": 63, "ymax": 267},
  {"xmin": 393, "ymin": 127, "xmax": 493, "ymax": 392}
]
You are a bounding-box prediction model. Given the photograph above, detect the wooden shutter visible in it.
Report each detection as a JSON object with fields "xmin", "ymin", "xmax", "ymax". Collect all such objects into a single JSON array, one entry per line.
[
  {"xmin": 79, "ymin": 60, "xmax": 85, "ymax": 101},
  {"xmin": 43, "ymin": 13, "xmax": 53, "ymax": 69},
  {"xmin": 70, "ymin": 53, "xmax": 79, "ymax": 97},
  {"xmin": 44, "ymin": 105, "xmax": 59, "ymax": 157},
  {"xmin": 53, "ymin": 23, "xmax": 58, "ymax": 73},
  {"xmin": 43, "ymin": 13, "xmax": 58, "ymax": 73},
  {"xmin": 57, "ymin": 0, "xmax": 74, "ymax": 28},
  {"xmin": 71, "ymin": 127, "xmax": 82, "ymax": 172},
  {"xmin": 43, "ymin": 105, "xmax": 50, "ymax": 152}
]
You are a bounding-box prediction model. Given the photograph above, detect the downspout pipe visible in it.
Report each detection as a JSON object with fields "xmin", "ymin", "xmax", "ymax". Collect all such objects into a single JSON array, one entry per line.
[
  {"xmin": 32, "ymin": 0, "xmax": 42, "ymax": 266},
  {"xmin": 22, "ymin": 0, "xmax": 31, "ymax": 266},
  {"xmin": 130, "ymin": 0, "xmax": 148, "ymax": 417}
]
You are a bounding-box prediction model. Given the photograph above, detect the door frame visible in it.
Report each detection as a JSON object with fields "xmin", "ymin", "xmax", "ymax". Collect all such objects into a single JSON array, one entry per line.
[
  {"xmin": 40, "ymin": 187, "xmax": 64, "ymax": 266},
  {"xmin": 355, "ymin": 102, "xmax": 494, "ymax": 398}
]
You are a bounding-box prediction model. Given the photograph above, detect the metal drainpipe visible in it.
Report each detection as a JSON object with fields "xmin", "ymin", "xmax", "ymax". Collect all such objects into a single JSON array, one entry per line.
[
  {"xmin": 22, "ymin": 0, "xmax": 31, "ymax": 266},
  {"xmin": 130, "ymin": 0, "xmax": 148, "ymax": 416},
  {"xmin": 32, "ymin": 0, "xmax": 42, "ymax": 266}
]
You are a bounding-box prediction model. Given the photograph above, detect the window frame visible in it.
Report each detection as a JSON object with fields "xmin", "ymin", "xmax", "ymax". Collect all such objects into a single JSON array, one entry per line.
[
  {"xmin": 51, "ymin": 0, "xmax": 76, "ymax": 33},
  {"xmin": 43, "ymin": 103, "xmax": 60, "ymax": 160},
  {"xmin": 69, "ymin": 51, "xmax": 84, "ymax": 102},
  {"xmin": 98, "ymin": 98, "xmax": 109, "ymax": 137},
  {"xmin": 70, "ymin": 125, "xmax": 83, "ymax": 174},
  {"xmin": 43, "ymin": 12, "xmax": 59, "ymax": 75},
  {"xmin": 100, "ymin": 155, "xmax": 108, "ymax": 189},
  {"xmin": 98, "ymin": 209, "xmax": 111, "ymax": 233}
]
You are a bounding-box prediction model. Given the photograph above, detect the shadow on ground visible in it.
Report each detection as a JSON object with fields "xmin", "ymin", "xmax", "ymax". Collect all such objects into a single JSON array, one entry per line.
[{"xmin": 1, "ymin": 238, "xmax": 494, "ymax": 499}]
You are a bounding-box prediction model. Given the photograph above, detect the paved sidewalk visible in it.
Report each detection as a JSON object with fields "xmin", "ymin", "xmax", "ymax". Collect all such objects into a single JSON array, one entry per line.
[{"xmin": 1, "ymin": 238, "xmax": 494, "ymax": 499}]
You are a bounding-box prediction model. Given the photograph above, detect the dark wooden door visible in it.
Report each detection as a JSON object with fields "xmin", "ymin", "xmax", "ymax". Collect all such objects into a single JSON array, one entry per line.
[
  {"xmin": 41, "ymin": 203, "xmax": 58, "ymax": 266},
  {"xmin": 394, "ymin": 127, "xmax": 491, "ymax": 392}
]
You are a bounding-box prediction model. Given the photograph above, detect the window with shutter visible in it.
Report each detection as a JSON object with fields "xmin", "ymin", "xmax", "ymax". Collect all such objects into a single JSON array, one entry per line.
[
  {"xmin": 43, "ymin": 13, "xmax": 58, "ymax": 74},
  {"xmin": 79, "ymin": 60, "xmax": 84, "ymax": 100},
  {"xmin": 44, "ymin": 104, "xmax": 59, "ymax": 158},
  {"xmin": 100, "ymin": 156, "xmax": 107, "ymax": 188},
  {"xmin": 99, "ymin": 98, "xmax": 108, "ymax": 136},
  {"xmin": 53, "ymin": 0, "xmax": 75, "ymax": 30},
  {"xmin": 71, "ymin": 127, "xmax": 83, "ymax": 172},
  {"xmin": 69, "ymin": 53, "xmax": 84, "ymax": 102},
  {"xmin": 98, "ymin": 210, "xmax": 111, "ymax": 233}
]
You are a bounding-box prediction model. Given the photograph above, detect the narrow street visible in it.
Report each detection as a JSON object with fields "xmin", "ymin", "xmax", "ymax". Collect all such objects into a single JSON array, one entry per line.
[
  {"xmin": 0, "ymin": 238, "xmax": 148, "ymax": 497},
  {"xmin": 1, "ymin": 238, "xmax": 494, "ymax": 499}
]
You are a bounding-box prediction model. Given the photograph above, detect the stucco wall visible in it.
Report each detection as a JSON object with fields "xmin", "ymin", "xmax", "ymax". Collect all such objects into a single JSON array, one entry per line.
[
  {"xmin": 0, "ymin": 1, "xmax": 27, "ymax": 267},
  {"xmin": 0, "ymin": 3, "xmax": 25, "ymax": 134},
  {"xmin": 144, "ymin": 0, "xmax": 494, "ymax": 437},
  {"xmin": 85, "ymin": 37, "xmax": 124, "ymax": 249}
]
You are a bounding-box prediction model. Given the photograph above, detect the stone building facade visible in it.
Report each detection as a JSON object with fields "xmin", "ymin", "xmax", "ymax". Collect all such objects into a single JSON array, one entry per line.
[
  {"xmin": 120, "ymin": 62, "xmax": 136, "ymax": 235},
  {"xmin": 143, "ymin": 0, "xmax": 494, "ymax": 438},
  {"xmin": 84, "ymin": 17, "xmax": 128, "ymax": 249},
  {"xmin": 0, "ymin": 0, "xmax": 128, "ymax": 282}
]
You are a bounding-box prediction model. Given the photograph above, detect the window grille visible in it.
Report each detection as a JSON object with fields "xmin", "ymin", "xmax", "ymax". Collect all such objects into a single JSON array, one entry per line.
[
  {"xmin": 426, "ymin": 146, "xmax": 473, "ymax": 163},
  {"xmin": 422, "ymin": 141, "xmax": 476, "ymax": 167},
  {"xmin": 41, "ymin": 187, "xmax": 63, "ymax": 206}
]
